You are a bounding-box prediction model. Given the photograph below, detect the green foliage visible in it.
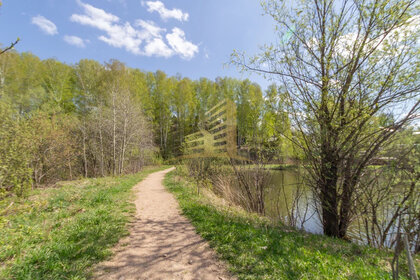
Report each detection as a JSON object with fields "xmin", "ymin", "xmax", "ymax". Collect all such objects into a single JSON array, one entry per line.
[
  {"xmin": 260, "ymin": 84, "xmax": 295, "ymax": 161},
  {"xmin": 165, "ymin": 171, "xmax": 416, "ymax": 279},
  {"xmin": 0, "ymin": 166, "xmax": 165, "ymax": 279},
  {"xmin": 0, "ymin": 49, "xmax": 297, "ymax": 196},
  {"xmin": 0, "ymin": 104, "xmax": 32, "ymax": 198},
  {"xmin": 233, "ymin": 0, "xmax": 420, "ymax": 238},
  {"xmin": 28, "ymin": 111, "xmax": 79, "ymax": 185}
]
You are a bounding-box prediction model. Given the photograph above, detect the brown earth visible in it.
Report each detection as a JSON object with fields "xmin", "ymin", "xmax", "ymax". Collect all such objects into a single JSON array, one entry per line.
[{"xmin": 94, "ymin": 167, "xmax": 235, "ymax": 280}]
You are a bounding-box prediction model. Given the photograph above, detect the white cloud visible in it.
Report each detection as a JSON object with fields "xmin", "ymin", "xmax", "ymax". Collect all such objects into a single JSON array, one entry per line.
[
  {"xmin": 71, "ymin": 1, "xmax": 147, "ymax": 55},
  {"xmin": 142, "ymin": 1, "xmax": 189, "ymax": 22},
  {"xmin": 166, "ymin": 27, "xmax": 199, "ymax": 60},
  {"xmin": 63, "ymin": 35, "xmax": 87, "ymax": 48},
  {"xmin": 70, "ymin": 1, "xmax": 198, "ymax": 59},
  {"xmin": 31, "ymin": 15, "xmax": 58, "ymax": 35},
  {"xmin": 144, "ymin": 38, "xmax": 173, "ymax": 57},
  {"xmin": 135, "ymin": 20, "xmax": 174, "ymax": 57},
  {"xmin": 135, "ymin": 19, "xmax": 166, "ymax": 40},
  {"xmin": 334, "ymin": 15, "xmax": 420, "ymax": 59}
]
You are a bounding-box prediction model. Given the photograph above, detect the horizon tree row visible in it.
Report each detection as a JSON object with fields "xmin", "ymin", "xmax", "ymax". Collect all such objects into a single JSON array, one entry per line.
[{"xmin": 0, "ymin": 50, "xmax": 295, "ymax": 197}]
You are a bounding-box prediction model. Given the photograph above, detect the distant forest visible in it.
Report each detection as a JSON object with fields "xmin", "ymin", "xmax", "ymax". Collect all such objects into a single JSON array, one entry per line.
[{"xmin": 0, "ymin": 51, "xmax": 296, "ymax": 196}]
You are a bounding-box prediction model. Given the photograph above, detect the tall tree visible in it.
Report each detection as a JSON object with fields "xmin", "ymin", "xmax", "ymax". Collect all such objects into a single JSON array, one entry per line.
[
  {"xmin": 236, "ymin": 79, "xmax": 264, "ymax": 150},
  {"xmin": 171, "ymin": 77, "xmax": 196, "ymax": 156},
  {"xmin": 1, "ymin": 52, "xmax": 45, "ymax": 113},
  {"xmin": 233, "ymin": 0, "xmax": 420, "ymax": 238},
  {"xmin": 74, "ymin": 59, "xmax": 104, "ymax": 177},
  {"xmin": 42, "ymin": 59, "xmax": 75, "ymax": 112},
  {"xmin": 149, "ymin": 71, "xmax": 172, "ymax": 158},
  {"xmin": 261, "ymin": 84, "xmax": 293, "ymax": 161}
]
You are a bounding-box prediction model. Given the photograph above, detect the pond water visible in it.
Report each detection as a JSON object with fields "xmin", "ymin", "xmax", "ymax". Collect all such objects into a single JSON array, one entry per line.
[
  {"xmin": 264, "ymin": 170, "xmax": 373, "ymax": 243},
  {"xmin": 265, "ymin": 170, "xmax": 323, "ymax": 234}
]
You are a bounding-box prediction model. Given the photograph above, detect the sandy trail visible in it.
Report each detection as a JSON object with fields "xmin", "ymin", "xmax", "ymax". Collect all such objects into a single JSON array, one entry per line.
[{"xmin": 94, "ymin": 167, "xmax": 234, "ymax": 280}]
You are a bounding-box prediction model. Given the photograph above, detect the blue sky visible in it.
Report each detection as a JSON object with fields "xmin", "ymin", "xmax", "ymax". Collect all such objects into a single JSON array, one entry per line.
[{"xmin": 0, "ymin": 0, "xmax": 276, "ymax": 90}]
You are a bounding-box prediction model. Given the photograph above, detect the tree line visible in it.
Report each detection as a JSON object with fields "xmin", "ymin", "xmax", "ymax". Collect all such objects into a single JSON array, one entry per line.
[{"xmin": 0, "ymin": 50, "xmax": 294, "ymax": 197}]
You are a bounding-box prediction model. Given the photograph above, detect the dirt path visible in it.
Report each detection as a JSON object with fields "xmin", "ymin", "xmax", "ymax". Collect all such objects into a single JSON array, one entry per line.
[{"xmin": 94, "ymin": 167, "xmax": 234, "ymax": 280}]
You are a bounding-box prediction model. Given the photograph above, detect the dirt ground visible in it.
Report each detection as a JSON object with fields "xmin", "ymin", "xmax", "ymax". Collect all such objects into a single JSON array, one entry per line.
[{"xmin": 94, "ymin": 167, "xmax": 235, "ymax": 280}]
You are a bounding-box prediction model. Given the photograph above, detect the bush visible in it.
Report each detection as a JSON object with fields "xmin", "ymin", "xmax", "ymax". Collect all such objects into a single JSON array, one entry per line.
[{"xmin": 0, "ymin": 104, "xmax": 32, "ymax": 198}]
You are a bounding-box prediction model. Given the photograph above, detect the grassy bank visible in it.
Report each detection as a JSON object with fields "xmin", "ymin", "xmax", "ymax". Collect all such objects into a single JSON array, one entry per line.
[
  {"xmin": 165, "ymin": 170, "xmax": 417, "ymax": 280},
  {"xmin": 0, "ymin": 166, "xmax": 166, "ymax": 280}
]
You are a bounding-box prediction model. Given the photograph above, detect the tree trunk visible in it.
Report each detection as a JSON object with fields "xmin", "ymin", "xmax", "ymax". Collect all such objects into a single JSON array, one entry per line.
[
  {"xmin": 319, "ymin": 152, "xmax": 340, "ymax": 237},
  {"xmin": 120, "ymin": 114, "xmax": 127, "ymax": 174},
  {"xmin": 403, "ymin": 233, "xmax": 419, "ymax": 280},
  {"xmin": 339, "ymin": 180, "xmax": 353, "ymax": 238},
  {"xmin": 82, "ymin": 123, "xmax": 88, "ymax": 178},
  {"xmin": 112, "ymin": 91, "xmax": 117, "ymax": 176},
  {"xmin": 99, "ymin": 127, "xmax": 104, "ymax": 177},
  {"xmin": 321, "ymin": 195, "xmax": 340, "ymax": 237},
  {"xmin": 68, "ymin": 158, "xmax": 73, "ymax": 180}
]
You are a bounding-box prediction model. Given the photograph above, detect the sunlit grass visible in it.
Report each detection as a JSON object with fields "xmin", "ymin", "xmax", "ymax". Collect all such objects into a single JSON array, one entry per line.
[
  {"xmin": 0, "ymin": 166, "xmax": 165, "ymax": 280},
  {"xmin": 164, "ymin": 170, "xmax": 417, "ymax": 280}
]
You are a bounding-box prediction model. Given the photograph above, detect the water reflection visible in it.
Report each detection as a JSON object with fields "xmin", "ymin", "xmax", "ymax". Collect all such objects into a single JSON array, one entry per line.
[
  {"xmin": 265, "ymin": 170, "xmax": 322, "ymax": 234},
  {"xmin": 265, "ymin": 170, "xmax": 370, "ymax": 241},
  {"xmin": 266, "ymin": 169, "xmax": 420, "ymax": 250}
]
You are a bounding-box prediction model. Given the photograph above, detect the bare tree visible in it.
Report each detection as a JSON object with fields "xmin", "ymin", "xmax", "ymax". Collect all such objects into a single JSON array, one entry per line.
[
  {"xmin": 84, "ymin": 61, "xmax": 155, "ymax": 177},
  {"xmin": 350, "ymin": 128, "xmax": 420, "ymax": 272}
]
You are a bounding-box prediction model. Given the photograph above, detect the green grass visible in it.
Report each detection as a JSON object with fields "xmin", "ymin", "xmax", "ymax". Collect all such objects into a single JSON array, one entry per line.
[
  {"xmin": 0, "ymin": 166, "xmax": 167, "ymax": 280},
  {"xmin": 164, "ymin": 170, "xmax": 417, "ymax": 280}
]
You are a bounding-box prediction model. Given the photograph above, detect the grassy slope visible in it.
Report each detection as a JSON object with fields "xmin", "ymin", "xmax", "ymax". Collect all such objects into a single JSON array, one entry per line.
[
  {"xmin": 0, "ymin": 166, "xmax": 166, "ymax": 280},
  {"xmin": 165, "ymin": 170, "xmax": 417, "ymax": 280}
]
